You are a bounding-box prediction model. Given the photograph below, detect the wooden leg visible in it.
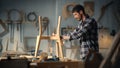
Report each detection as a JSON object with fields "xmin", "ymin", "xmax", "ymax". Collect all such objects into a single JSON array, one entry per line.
[
  {"xmin": 58, "ymin": 42, "xmax": 63, "ymax": 58},
  {"xmin": 56, "ymin": 42, "xmax": 59, "ymax": 57},
  {"xmin": 34, "ymin": 36, "xmax": 41, "ymax": 57}
]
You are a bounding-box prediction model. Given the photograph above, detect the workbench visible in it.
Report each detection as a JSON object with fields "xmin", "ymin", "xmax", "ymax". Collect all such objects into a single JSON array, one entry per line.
[{"xmin": 30, "ymin": 61, "xmax": 84, "ymax": 68}]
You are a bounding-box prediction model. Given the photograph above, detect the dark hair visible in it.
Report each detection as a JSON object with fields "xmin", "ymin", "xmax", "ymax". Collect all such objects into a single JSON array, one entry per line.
[{"xmin": 72, "ymin": 4, "xmax": 85, "ymax": 14}]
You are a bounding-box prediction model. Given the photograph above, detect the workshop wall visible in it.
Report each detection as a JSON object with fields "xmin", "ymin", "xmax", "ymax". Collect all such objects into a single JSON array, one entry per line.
[
  {"xmin": 58, "ymin": 0, "xmax": 120, "ymax": 31},
  {"xmin": 0, "ymin": 0, "xmax": 56, "ymax": 53},
  {"xmin": 0, "ymin": 0, "xmax": 120, "ymax": 59}
]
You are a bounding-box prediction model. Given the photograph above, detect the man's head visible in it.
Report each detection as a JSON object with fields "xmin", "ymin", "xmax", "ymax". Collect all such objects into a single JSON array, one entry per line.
[{"xmin": 72, "ymin": 4, "xmax": 85, "ymax": 21}]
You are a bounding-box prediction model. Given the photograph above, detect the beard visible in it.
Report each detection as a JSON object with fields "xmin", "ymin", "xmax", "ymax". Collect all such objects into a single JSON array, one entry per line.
[
  {"xmin": 76, "ymin": 15, "xmax": 82, "ymax": 21},
  {"xmin": 78, "ymin": 18, "xmax": 81, "ymax": 21}
]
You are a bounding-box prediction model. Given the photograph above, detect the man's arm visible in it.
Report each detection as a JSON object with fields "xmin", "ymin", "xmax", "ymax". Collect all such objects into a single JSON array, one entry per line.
[{"xmin": 69, "ymin": 19, "xmax": 96, "ymax": 41}]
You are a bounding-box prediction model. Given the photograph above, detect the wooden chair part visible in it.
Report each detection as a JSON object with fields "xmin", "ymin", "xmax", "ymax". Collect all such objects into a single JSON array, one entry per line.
[{"xmin": 34, "ymin": 16, "xmax": 64, "ymax": 59}]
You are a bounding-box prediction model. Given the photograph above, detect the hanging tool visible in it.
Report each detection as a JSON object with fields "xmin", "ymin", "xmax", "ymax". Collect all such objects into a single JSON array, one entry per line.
[
  {"xmin": 7, "ymin": 20, "xmax": 13, "ymax": 43},
  {"xmin": 8, "ymin": 9, "xmax": 23, "ymax": 43},
  {"xmin": 5, "ymin": 38, "xmax": 9, "ymax": 51},
  {"xmin": 0, "ymin": 19, "xmax": 9, "ymax": 37},
  {"xmin": 11, "ymin": 22, "xmax": 14, "ymax": 43},
  {"xmin": 0, "ymin": 38, "xmax": 3, "ymax": 52}
]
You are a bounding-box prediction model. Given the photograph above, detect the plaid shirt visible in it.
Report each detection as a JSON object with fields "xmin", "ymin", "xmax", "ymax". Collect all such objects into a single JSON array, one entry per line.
[{"xmin": 69, "ymin": 16, "xmax": 99, "ymax": 60}]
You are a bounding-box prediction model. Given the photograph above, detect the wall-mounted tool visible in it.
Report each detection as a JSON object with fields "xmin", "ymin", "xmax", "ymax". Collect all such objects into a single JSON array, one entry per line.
[
  {"xmin": 42, "ymin": 17, "xmax": 49, "ymax": 34},
  {"xmin": 27, "ymin": 12, "xmax": 37, "ymax": 27},
  {"xmin": 97, "ymin": 1, "xmax": 114, "ymax": 22},
  {"xmin": 8, "ymin": 9, "xmax": 23, "ymax": 43},
  {"xmin": 0, "ymin": 38, "xmax": 3, "ymax": 52},
  {"xmin": 0, "ymin": 19, "xmax": 8, "ymax": 37}
]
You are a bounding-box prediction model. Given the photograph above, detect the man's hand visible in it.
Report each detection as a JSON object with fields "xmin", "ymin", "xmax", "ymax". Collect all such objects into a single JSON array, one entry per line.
[{"xmin": 62, "ymin": 35, "xmax": 70, "ymax": 40}]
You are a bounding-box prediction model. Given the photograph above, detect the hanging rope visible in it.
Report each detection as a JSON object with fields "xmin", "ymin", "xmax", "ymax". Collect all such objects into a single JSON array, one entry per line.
[{"xmin": 27, "ymin": 12, "xmax": 37, "ymax": 22}]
